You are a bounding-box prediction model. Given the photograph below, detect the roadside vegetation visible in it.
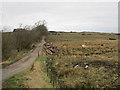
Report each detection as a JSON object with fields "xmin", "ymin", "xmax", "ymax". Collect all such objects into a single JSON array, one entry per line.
[
  {"xmin": 2, "ymin": 69, "xmax": 29, "ymax": 88},
  {"xmin": 2, "ymin": 52, "xmax": 53, "ymax": 88},
  {"xmin": 2, "ymin": 20, "xmax": 48, "ymax": 67},
  {"xmin": 44, "ymin": 32, "xmax": 119, "ymax": 88},
  {"xmin": 24, "ymin": 52, "xmax": 53, "ymax": 88}
]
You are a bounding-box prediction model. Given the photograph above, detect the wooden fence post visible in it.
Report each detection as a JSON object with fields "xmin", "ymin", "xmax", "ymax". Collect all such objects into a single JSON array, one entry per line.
[{"xmin": 38, "ymin": 51, "xmax": 39, "ymax": 56}]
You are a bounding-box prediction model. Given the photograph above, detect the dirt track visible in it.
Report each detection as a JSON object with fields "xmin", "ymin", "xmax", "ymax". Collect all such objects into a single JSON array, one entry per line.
[{"xmin": 2, "ymin": 38, "xmax": 46, "ymax": 82}]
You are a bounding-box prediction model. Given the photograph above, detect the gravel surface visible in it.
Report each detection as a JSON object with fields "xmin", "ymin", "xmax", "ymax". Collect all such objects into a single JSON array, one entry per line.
[{"xmin": 2, "ymin": 39, "xmax": 46, "ymax": 82}]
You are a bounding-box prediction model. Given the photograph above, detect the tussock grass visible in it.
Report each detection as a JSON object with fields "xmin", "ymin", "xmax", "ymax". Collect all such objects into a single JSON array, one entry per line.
[{"xmin": 45, "ymin": 32, "xmax": 119, "ymax": 88}]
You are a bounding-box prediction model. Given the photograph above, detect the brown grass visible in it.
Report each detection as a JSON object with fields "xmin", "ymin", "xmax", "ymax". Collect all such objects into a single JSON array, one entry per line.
[{"xmin": 45, "ymin": 32, "xmax": 119, "ymax": 88}]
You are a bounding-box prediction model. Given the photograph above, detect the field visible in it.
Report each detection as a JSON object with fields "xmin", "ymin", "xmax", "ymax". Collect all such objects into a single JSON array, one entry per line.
[
  {"xmin": 44, "ymin": 32, "xmax": 119, "ymax": 88},
  {"xmin": 2, "ymin": 32, "xmax": 119, "ymax": 88}
]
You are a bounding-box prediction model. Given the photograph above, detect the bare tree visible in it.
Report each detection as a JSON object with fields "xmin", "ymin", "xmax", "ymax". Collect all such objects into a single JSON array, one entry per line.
[
  {"xmin": 34, "ymin": 20, "xmax": 47, "ymax": 27},
  {"xmin": 2, "ymin": 20, "xmax": 48, "ymax": 61},
  {"xmin": 23, "ymin": 25, "xmax": 31, "ymax": 30},
  {"xmin": 19, "ymin": 23, "xmax": 23, "ymax": 29}
]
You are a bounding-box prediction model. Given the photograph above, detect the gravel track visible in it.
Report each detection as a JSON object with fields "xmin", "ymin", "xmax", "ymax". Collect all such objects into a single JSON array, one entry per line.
[{"xmin": 2, "ymin": 39, "xmax": 46, "ymax": 82}]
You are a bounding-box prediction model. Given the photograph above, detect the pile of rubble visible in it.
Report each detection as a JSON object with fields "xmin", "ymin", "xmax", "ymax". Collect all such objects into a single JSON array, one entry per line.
[{"xmin": 44, "ymin": 42, "xmax": 60, "ymax": 55}]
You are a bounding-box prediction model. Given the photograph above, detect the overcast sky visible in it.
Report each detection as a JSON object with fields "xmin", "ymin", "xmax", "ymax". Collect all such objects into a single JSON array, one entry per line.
[{"xmin": 2, "ymin": 2, "xmax": 118, "ymax": 33}]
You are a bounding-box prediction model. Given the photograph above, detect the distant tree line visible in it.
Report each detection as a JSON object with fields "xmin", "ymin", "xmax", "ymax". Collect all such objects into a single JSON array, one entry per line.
[{"xmin": 2, "ymin": 20, "xmax": 48, "ymax": 61}]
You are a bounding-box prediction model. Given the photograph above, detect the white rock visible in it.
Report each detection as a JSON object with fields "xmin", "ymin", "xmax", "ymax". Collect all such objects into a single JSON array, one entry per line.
[
  {"xmin": 84, "ymin": 65, "xmax": 89, "ymax": 69},
  {"xmin": 74, "ymin": 64, "xmax": 79, "ymax": 68},
  {"xmin": 82, "ymin": 45, "xmax": 86, "ymax": 47}
]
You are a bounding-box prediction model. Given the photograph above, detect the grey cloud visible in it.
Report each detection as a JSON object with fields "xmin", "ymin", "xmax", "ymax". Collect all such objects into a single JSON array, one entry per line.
[{"xmin": 2, "ymin": 2, "xmax": 118, "ymax": 33}]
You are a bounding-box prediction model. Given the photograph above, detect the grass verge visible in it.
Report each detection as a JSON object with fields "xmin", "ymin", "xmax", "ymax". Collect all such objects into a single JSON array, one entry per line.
[
  {"xmin": 2, "ymin": 69, "xmax": 29, "ymax": 88},
  {"xmin": 2, "ymin": 52, "xmax": 53, "ymax": 88}
]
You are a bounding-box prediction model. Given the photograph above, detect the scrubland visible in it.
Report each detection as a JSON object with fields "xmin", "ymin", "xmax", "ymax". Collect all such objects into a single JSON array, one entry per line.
[{"xmin": 44, "ymin": 32, "xmax": 119, "ymax": 88}]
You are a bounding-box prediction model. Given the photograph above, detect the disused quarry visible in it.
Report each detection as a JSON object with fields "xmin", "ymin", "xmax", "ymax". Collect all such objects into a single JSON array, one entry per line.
[{"xmin": 43, "ymin": 35, "xmax": 119, "ymax": 88}]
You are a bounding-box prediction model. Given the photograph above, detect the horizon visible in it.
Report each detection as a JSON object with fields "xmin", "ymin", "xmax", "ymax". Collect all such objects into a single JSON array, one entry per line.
[{"xmin": 2, "ymin": 28, "xmax": 119, "ymax": 34}]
